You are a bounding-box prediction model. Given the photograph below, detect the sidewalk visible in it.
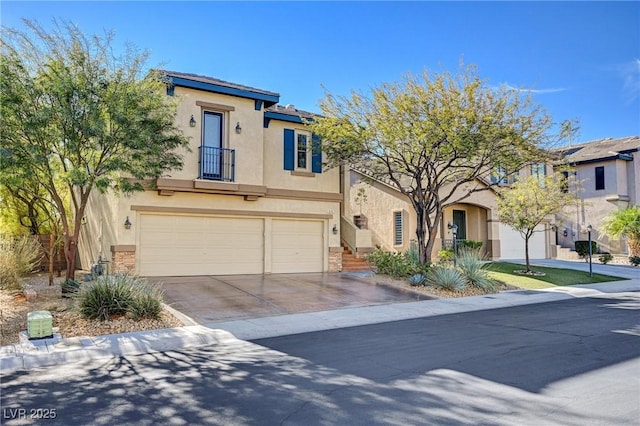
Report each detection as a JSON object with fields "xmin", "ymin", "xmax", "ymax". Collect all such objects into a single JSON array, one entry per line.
[{"xmin": 2, "ymin": 261, "xmax": 638, "ymax": 373}]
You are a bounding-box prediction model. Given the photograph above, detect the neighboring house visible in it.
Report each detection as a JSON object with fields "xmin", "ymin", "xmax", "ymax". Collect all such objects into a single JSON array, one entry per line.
[
  {"xmin": 78, "ymin": 71, "xmax": 342, "ymax": 276},
  {"xmin": 342, "ymin": 166, "xmax": 555, "ymax": 261},
  {"xmin": 553, "ymin": 135, "xmax": 640, "ymax": 256},
  {"xmin": 343, "ymin": 135, "xmax": 640, "ymax": 262}
]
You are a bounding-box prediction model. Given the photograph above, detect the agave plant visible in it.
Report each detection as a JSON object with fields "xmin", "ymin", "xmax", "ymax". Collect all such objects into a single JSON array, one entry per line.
[
  {"xmin": 456, "ymin": 248, "xmax": 497, "ymax": 292},
  {"xmin": 425, "ymin": 265, "xmax": 467, "ymax": 291}
]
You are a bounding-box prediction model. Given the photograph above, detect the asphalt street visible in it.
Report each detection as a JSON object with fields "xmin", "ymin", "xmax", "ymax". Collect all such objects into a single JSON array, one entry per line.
[{"xmin": 1, "ymin": 293, "xmax": 639, "ymax": 425}]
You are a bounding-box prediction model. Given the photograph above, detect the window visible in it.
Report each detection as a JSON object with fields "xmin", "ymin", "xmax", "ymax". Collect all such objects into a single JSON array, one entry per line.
[
  {"xmin": 595, "ymin": 166, "xmax": 605, "ymax": 190},
  {"xmin": 532, "ymin": 163, "xmax": 546, "ymax": 186},
  {"xmin": 394, "ymin": 211, "xmax": 403, "ymax": 246},
  {"xmin": 491, "ymin": 166, "xmax": 518, "ymax": 185},
  {"xmin": 297, "ymin": 133, "xmax": 309, "ymax": 169},
  {"xmin": 283, "ymin": 128, "xmax": 322, "ymax": 173},
  {"xmin": 561, "ymin": 171, "xmax": 569, "ymax": 193}
]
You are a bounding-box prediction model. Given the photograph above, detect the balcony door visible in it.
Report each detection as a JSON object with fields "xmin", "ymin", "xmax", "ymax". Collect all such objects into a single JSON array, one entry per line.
[{"xmin": 201, "ymin": 111, "xmax": 223, "ymax": 179}]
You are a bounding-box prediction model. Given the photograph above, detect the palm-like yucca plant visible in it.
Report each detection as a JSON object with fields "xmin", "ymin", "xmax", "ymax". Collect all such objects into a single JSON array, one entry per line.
[
  {"xmin": 601, "ymin": 206, "xmax": 640, "ymax": 257},
  {"xmin": 456, "ymin": 247, "xmax": 497, "ymax": 292}
]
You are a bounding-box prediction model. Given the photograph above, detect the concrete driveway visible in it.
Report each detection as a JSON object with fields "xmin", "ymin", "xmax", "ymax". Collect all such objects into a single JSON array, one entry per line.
[{"xmin": 151, "ymin": 273, "xmax": 431, "ymax": 324}]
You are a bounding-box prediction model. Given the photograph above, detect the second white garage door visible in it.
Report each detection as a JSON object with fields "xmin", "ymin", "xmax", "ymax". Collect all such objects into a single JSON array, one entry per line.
[
  {"xmin": 499, "ymin": 223, "xmax": 547, "ymax": 260},
  {"xmin": 271, "ymin": 219, "xmax": 324, "ymax": 273}
]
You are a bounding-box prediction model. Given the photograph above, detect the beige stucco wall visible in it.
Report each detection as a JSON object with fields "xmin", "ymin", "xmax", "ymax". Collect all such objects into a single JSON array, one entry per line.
[
  {"xmin": 346, "ymin": 170, "xmax": 499, "ymax": 257},
  {"xmin": 170, "ymin": 86, "xmax": 265, "ymax": 185},
  {"xmin": 263, "ymin": 120, "xmax": 340, "ymax": 193},
  {"xmin": 78, "ymin": 189, "xmax": 120, "ymax": 271}
]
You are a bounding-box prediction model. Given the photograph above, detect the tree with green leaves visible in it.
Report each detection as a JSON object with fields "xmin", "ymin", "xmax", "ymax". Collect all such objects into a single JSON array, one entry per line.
[
  {"xmin": 309, "ymin": 64, "xmax": 552, "ymax": 264},
  {"xmin": 601, "ymin": 206, "xmax": 640, "ymax": 258},
  {"xmin": 497, "ymin": 174, "xmax": 578, "ymax": 272},
  {"xmin": 0, "ymin": 20, "xmax": 189, "ymax": 280}
]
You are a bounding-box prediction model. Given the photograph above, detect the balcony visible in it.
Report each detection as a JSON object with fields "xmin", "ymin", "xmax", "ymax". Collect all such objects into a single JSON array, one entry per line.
[{"xmin": 199, "ymin": 146, "xmax": 235, "ymax": 182}]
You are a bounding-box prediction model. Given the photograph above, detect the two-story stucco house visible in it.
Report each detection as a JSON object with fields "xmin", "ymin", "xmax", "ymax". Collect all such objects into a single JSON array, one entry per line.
[
  {"xmin": 78, "ymin": 71, "xmax": 342, "ymax": 276},
  {"xmin": 553, "ymin": 135, "xmax": 640, "ymax": 256}
]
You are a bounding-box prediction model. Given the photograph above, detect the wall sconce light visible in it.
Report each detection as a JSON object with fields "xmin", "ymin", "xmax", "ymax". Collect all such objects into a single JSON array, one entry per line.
[
  {"xmin": 563, "ymin": 228, "xmax": 568, "ymax": 237},
  {"xmin": 124, "ymin": 216, "xmax": 132, "ymax": 230},
  {"xmin": 332, "ymin": 225, "xmax": 338, "ymax": 235},
  {"xmin": 235, "ymin": 122, "xmax": 242, "ymax": 134},
  {"xmin": 189, "ymin": 115, "xmax": 196, "ymax": 127}
]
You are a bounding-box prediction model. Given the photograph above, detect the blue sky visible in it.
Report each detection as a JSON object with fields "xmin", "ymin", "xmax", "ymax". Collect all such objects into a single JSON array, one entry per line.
[{"xmin": 2, "ymin": 1, "xmax": 639, "ymax": 144}]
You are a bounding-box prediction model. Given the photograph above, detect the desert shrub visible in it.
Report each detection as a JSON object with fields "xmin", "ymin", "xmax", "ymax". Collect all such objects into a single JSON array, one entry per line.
[
  {"xmin": 408, "ymin": 273, "xmax": 427, "ymax": 286},
  {"xmin": 598, "ymin": 253, "xmax": 613, "ymax": 264},
  {"xmin": 367, "ymin": 248, "xmax": 426, "ymax": 278},
  {"xmin": 575, "ymin": 240, "xmax": 598, "ymax": 261},
  {"xmin": 0, "ymin": 235, "xmax": 41, "ymax": 292},
  {"xmin": 77, "ymin": 274, "xmax": 164, "ymax": 321},
  {"xmin": 459, "ymin": 240, "xmax": 483, "ymax": 250},
  {"xmin": 438, "ymin": 249, "xmax": 455, "ymax": 263},
  {"xmin": 629, "ymin": 256, "xmax": 640, "ymax": 267},
  {"xmin": 457, "ymin": 248, "xmax": 497, "ymax": 292},
  {"xmin": 404, "ymin": 241, "xmax": 420, "ymax": 264},
  {"xmin": 425, "ymin": 265, "xmax": 467, "ymax": 291},
  {"xmin": 128, "ymin": 284, "xmax": 164, "ymax": 320}
]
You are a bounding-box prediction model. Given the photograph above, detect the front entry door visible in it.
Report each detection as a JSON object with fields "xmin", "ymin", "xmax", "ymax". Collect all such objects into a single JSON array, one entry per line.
[{"xmin": 453, "ymin": 210, "xmax": 467, "ymax": 240}]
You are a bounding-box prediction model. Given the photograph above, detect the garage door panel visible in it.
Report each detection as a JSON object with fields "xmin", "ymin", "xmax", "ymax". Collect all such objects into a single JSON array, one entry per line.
[
  {"xmin": 499, "ymin": 223, "xmax": 546, "ymax": 260},
  {"xmin": 271, "ymin": 220, "xmax": 323, "ymax": 274},
  {"xmin": 139, "ymin": 215, "xmax": 264, "ymax": 276}
]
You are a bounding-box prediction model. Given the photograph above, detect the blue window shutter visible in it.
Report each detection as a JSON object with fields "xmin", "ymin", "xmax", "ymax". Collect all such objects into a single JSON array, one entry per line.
[
  {"xmin": 284, "ymin": 129, "xmax": 295, "ymax": 170},
  {"xmin": 311, "ymin": 133, "xmax": 322, "ymax": 173}
]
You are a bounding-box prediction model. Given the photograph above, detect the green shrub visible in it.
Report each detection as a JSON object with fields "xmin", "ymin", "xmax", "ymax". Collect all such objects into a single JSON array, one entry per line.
[
  {"xmin": 457, "ymin": 248, "xmax": 497, "ymax": 292},
  {"xmin": 404, "ymin": 241, "xmax": 420, "ymax": 264},
  {"xmin": 128, "ymin": 284, "xmax": 164, "ymax": 320},
  {"xmin": 598, "ymin": 253, "xmax": 613, "ymax": 264},
  {"xmin": 408, "ymin": 274, "xmax": 427, "ymax": 286},
  {"xmin": 0, "ymin": 235, "xmax": 41, "ymax": 292},
  {"xmin": 629, "ymin": 256, "xmax": 640, "ymax": 267},
  {"xmin": 459, "ymin": 240, "xmax": 483, "ymax": 250},
  {"xmin": 425, "ymin": 265, "xmax": 467, "ymax": 291},
  {"xmin": 367, "ymin": 248, "xmax": 426, "ymax": 278},
  {"xmin": 438, "ymin": 249, "xmax": 455, "ymax": 263},
  {"xmin": 575, "ymin": 240, "xmax": 598, "ymax": 261},
  {"xmin": 76, "ymin": 274, "xmax": 164, "ymax": 321}
]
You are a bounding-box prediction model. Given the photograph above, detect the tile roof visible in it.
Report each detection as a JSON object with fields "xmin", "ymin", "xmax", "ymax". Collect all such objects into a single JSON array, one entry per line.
[
  {"xmin": 162, "ymin": 70, "xmax": 280, "ymax": 98},
  {"xmin": 553, "ymin": 136, "xmax": 640, "ymax": 164},
  {"xmin": 265, "ymin": 104, "xmax": 318, "ymax": 120}
]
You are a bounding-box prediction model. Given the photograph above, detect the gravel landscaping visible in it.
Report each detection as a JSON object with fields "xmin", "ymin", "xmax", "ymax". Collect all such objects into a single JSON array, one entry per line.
[{"xmin": 0, "ymin": 273, "xmax": 183, "ymax": 346}]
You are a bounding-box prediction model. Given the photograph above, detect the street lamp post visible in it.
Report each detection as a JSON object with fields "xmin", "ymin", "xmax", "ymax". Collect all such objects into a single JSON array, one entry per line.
[{"xmin": 587, "ymin": 224, "xmax": 593, "ymax": 278}]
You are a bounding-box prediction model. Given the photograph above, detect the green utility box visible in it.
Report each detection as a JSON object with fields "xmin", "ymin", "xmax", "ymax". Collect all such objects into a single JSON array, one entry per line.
[{"xmin": 27, "ymin": 310, "xmax": 53, "ymax": 339}]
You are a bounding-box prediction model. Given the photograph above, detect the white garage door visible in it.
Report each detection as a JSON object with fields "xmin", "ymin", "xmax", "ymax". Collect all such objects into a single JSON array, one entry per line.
[
  {"xmin": 272, "ymin": 220, "xmax": 324, "ymax": 273},
  {"xmin": 499, "ymin": 223, "xmax": 547, "ymax": 260},
  {"xmin": 138, "ymin": 215, "xmax": 264, "ymax": 276}
]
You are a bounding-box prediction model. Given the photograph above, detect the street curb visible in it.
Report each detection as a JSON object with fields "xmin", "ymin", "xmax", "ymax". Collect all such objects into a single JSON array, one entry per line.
[
  {"xmin": 0, "ymin": 326, "xmax": 235, "ymax": 373},
  {"xmin": 2, "ymin": 278, "xmax": 637, "ymax": 373}
]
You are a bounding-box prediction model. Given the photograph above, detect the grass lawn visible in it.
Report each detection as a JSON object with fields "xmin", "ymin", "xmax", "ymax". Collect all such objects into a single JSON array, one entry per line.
[{"xmin": 486, "ymin": 262, "xmax": 627, "ymax": 290}]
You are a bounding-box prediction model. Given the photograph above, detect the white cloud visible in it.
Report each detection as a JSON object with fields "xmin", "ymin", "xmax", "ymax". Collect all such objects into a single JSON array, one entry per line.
[
  {"xmin": 500, "ymin": 83, "xmax": 567, "ymax": 95},
  {"xmin": 620, "ymin": 59, "xmax": 640, "ymax": 103}
]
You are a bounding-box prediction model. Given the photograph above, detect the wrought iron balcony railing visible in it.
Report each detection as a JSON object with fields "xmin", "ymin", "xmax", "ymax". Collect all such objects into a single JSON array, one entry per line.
[{"xmin": 199, "ymin": 146, "xmax": 235, "ymax": 182}]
